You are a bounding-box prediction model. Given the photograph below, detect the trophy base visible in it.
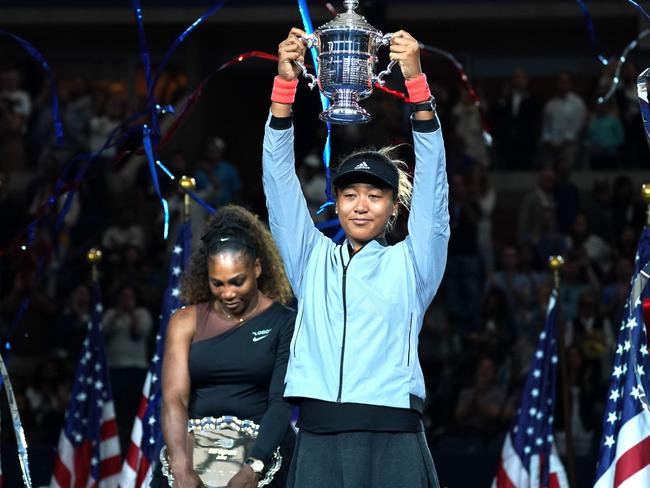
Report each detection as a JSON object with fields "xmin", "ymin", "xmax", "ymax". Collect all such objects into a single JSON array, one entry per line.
[
  {"xmin": 319, "ymin": 89, "xmax": 371, "ymax": 125},
  {"xmin": 319, "ymin": 106, "xmax": 371, "ymax": 124}
]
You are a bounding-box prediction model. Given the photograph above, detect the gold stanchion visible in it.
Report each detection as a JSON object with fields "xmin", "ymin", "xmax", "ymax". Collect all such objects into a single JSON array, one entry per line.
[
  {"xmin": 86, "ymin": 248, "xmax": 103, "ymax": 283},
  {"xmin": 549, "ymin": 255, "xmax": 576, "ymax": 488},
  {"xmin": 179, "ymin": 175, "xmax": 196, "ymax": 223}
]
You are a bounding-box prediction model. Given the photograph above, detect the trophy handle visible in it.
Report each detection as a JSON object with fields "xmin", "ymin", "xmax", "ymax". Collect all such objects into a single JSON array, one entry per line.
[
  {"xmin": 373, "ymin": 33, "xmax": 396, "ymax": 86},
  {"xmin": 295, "ymin": 34, "xmax": 318, "ymax": 90},
  {"xmin": 294, "ymin": 60, "xmax": 318, "ymax": 90}
]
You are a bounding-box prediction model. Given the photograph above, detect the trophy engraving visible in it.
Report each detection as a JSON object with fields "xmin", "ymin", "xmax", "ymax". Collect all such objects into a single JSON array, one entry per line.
[{"xmin": 296, "ymin": 0, "xmax": 396, "ymax": 124}]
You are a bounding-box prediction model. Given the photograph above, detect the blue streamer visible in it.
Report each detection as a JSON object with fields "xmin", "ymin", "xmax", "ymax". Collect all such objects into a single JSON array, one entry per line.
[
  {"xmin": 333, "ymin": 226, "xmax": 346, "ymax": 243},
  {"xmin": 132, "ymin": 0, "xmax": 153, "ymax": 92},
  {"xmin": 297, "ymin": 0, "xmax": 335, "ymax": 206},
  {"xmin": 316, "ymin": 217, "xmax": 341, "ymax": 230},
  {"xmin": 0, "ymin": 29, "xmax": 64, "ymax": 143},
  {"xmin": 186, "ymin": 190, "xmax": 217, "ymax": 214},
  {"xmin": 143, "ymin": 125, "xmax": 170, "ymax": 239},
  {"xmin": 150, "ymin": 1, "xmax": 226, "ymax": 94},
  {"xmin": 575, "ymin": 0, "xmax": 609, "ymax": 66}
]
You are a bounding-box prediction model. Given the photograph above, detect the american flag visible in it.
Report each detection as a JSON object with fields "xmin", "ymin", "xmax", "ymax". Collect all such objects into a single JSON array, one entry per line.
[
  {"xmin": 50, "ymin": 282, "xmax": 121, "ymax": 487},
  {"xmin": 493, "ymin": 290, "xmax": 569, "ymax": 488},
  {"xmin": 119, "ymin": 221, "xmax": 191, "ymax": 487},
  {"xmin": 593, "ymin": 226, "xmax": 650, "ymax": 488}
]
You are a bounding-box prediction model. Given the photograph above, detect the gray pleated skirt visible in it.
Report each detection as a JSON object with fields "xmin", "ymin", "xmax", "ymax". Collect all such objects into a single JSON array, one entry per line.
[{"xmin": 286, "ymin": 430, "xmax": 440, "ymax": 488}]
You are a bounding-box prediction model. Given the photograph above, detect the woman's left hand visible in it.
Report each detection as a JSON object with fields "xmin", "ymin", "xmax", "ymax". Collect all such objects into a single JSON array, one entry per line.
[
  {"xmin": 389, "ymin": 30, "xmax": 422, "ymax": 81},
  {"xmin": 226, "ymin": 465, "xmax": 259, "ymax": 488}
]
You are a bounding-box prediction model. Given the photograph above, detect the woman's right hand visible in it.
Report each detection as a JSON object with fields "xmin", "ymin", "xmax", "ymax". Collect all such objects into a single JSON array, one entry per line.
[
  {"xmin": 173, "ymin": 469, "xmax": 205, "ymax": 488},
  {"xmin": 277, "ymin": 27, "xmax": 308, "ymax": 81}
]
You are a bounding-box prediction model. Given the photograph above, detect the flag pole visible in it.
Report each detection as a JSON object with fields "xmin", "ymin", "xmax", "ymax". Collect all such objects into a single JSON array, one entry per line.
[
  {"xmin": 549, "ymin": 255, "xmax": 576, "ymax": 488},
  {"xmin": 86, "ymin": 247, "xmax": 102, "ymax": 283},
  {"xmin": 642, "ymin": 184, "xmax": 650, "ymax": 225},
  {"xmin": 179, "ymin": 175, "xmax": 196, "ymax": 223}
]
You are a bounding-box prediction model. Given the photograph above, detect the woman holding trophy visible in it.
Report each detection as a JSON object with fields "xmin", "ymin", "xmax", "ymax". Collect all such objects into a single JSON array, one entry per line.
[
  {"xmin": 263, "ymin": 23, "xmax": 448, "ymax": 488},
  {"xmin": 158, "ymin": 205, "xmax": 296, "ymax": 488}
]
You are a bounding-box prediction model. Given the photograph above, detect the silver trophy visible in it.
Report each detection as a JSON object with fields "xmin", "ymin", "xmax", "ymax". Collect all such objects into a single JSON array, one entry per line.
[
  {"xmin": 160, "ymin": 416, "xmax": 282, "ymax": 488},
  {"xmin": 296, "ymin": 0, "xmax": 395, "ymax": 124}
]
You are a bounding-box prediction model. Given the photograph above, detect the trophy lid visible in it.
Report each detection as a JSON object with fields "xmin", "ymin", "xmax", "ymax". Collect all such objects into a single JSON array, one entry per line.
[{"xmin": 316, "ymin": 0, "xmax": 382, "ymax": 36}]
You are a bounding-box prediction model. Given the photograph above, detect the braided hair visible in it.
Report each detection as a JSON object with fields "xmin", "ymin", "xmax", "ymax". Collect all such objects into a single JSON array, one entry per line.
[{"xmin": 181, "ymin": 205, "xmax": 293, "ymax": 305}]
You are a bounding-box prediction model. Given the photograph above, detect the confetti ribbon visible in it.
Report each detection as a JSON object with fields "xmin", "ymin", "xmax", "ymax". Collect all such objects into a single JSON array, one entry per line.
[
  {"xmin": 625, "ymin": 0, "xmax": 650, "ymax": 21},
  {"xmin": 0, "ymin": 28, "xmax": 64, "ymax": 144},
  {"xmin": 419, "ymin": 42, "xmax": 493, "ymax": 147},
  {"xmin": 143, "ymin": 124, "xmax": 170, "ymax": 239},
  {"xmin": 575, "ymin": 0, "xmax": 609, "ymax": 66},
  {"xmin": 297, "ymin": 0, "xmax": 335, "ymax": 210},
  {"xmin": 150, "ymin": 1, "xmax": 226, "ymax": 95},
  {"xmin": 598, "ymin": 29, "xmax": 650, "ymax": 104},
  {"xmin": 0, "ymin": 351, "xmax": 33, "ymax": 487}
]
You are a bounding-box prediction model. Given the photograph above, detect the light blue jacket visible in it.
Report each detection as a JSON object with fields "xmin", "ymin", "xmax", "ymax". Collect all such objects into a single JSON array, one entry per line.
[{"xmin": 262, "ymin": 113, "xmax": 449, "ymax": 411}]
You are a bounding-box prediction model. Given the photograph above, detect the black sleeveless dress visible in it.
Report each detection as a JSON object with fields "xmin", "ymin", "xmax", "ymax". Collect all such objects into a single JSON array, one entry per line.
[{"xmin": 151, "ymin": 301, "xmax": 296, "ymax": 487}]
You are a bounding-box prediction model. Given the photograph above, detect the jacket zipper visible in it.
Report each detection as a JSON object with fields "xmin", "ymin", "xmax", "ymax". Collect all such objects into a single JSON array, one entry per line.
[
  {"xmin": 337, "ymin": 246, "xmax": 354, "ymax": 403},
  {"xmin": 407, "ymin": 313, "xmax": 413, "ymax": 366}
]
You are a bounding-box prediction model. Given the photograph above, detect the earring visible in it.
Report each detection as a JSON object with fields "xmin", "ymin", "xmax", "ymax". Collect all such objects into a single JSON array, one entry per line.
[{"xmin": 335, "ymin": 208, "xmax": 338, "ymax": 214}]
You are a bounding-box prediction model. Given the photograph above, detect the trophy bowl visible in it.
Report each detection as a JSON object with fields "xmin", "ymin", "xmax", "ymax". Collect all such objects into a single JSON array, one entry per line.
[
  {"xmin": 297, "ymin": 0, "xmax": 395, "ymax": 124},
  {"xmin": 160, "ymin": 416, "xmax": 282, "ymax": 488}
]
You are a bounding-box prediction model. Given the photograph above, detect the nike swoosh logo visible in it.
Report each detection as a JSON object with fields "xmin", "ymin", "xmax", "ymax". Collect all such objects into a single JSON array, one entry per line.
[{"xmin": 252, "ymin": 335, "xmax": 270, "ymax": 343}]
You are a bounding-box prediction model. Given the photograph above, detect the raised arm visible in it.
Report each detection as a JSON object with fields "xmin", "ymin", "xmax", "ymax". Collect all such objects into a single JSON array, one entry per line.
[
  {"xmin": 392, "ymin": 32, "xmax": 450, "ymax": 307},
  {"xmin": 160, "ymin": 307, "xmax": 203, "ymax": 488},
  {"xmin": 262, "ymin": 28, "xmax": 327, "ymax": 297}
]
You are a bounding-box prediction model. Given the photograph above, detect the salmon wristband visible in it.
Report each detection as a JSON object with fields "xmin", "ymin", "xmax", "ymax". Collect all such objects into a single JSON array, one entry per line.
[
  {"xmin": 404, "ymin": 73, "xmax": 431, "ymax": 104},
  {"xmin": 271, "ymin": 76, "xmax": 299, "ymax": 104}
]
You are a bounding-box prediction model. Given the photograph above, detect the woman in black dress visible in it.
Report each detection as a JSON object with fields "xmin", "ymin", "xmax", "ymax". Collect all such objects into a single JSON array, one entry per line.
[{"xmin": 158, "ymin": 205, "xmax": 295, "ymax": 488}]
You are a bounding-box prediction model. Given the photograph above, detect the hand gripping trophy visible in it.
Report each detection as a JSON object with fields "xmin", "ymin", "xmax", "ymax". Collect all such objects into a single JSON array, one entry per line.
[{"xmin": 295, "ymin": 0, "xmax": 396, "ymax": 124}]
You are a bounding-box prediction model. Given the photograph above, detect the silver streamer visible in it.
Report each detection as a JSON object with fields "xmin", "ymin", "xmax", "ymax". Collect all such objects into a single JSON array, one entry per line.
[{"xmin": 0, "ymin": 353, "xmax": 32, "ymax": 487}]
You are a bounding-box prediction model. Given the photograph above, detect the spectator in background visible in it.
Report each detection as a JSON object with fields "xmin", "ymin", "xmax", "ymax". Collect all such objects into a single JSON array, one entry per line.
[
  {"xmin": 298, "ymin": 152, "xmax": 329, "ymax": 222},
  {"xmin": 559, "ymin": 253, "xmax": 600, "ymax": 323},
  {"xmin": 0, "ymin": 66, "xmax": 31, "ymax": 131},
  {"xmin": 533, "ymin": 208, "xmax": 567, "ymax": 265},
  {"xmin": 53, "ymin": 283, "xmax": 92, "ymax": 361},
  {"xmin": 101, "ymin": 209, "xmax": 146, "ymax": 263},
  {"xmin": 454, "ymin": 357, "xmax": 513, "ymax": 438},
  {"xmin": 61, "ymin": 77, "xmax": 93, "ymax": 149},
  {"xmin": 554, "ymin": 160, "xmax": 580, "ymax": 235},
  {"xmin": 601, "ymin": 257, "xmax": 632, "ymax": 326},
  {"xmin": 195, "ymin": 136, "xmax": 241, "ymax": 207},
  {"xmin": 0, "ymin": 172, "xmax": 26, "ymax": 248},
  {"xmin": 565, "ymin": 289, "xmax": 614, "ymax": 384},
  {"xmin": 492, "ymin": 68, "xmax": 540, "ymax": 169},
  {"xmin": 517, "ymin": 166, "xmax": 556, "ymax": 242},
  {"xmin": 540, "ymin": 73, "xmax": 586, "ymax": 168},
  {"xmin": 611, "ymin": 175, "xmax": 644, "ymax": 243},
  {"xmin": 452, "ymin": 89, "xmax": 489, "ymax": 166},
  {"xmin": 616, "ymin": 62, "xmax": 648, "ymax": 167},
  {"xmin": 586, "ymin": 179, "xmax": 612, "ymax": 241},
  {"xmin": 468, "ymin": 286, "xmax": 516, "ymax": 362},
  {"xmin": 490, "ymin": 246, "xmax": 533, "ymax": 321},
  {"xmin": 25, "ymin": 358, "xmax": 71, "ymax": 445},
  {"xmin": 88, "ymin": 90, "xmax": 126, "ymax": 160},
  {"xmin": 468, "ymin": 165, "xmax": 497, "ymax": 274},
  {"xmin": 565, "ymin": 212, "xmax": 612, "ymax": 277},
  {"xmin": 0, "ymin": 89, "xmax": 27, "ymax": 171},
  {"xmin": 445, "ymin": 172, "xmax": 482, "ymax": 332},
  {"xmin": 585, "ymin": 99, "xmax": 624, "ymax": 169},
  {"xmin": 555, "ymin": 345, "xmax": 603, "ymax": 457},
  {"xmin": 103, "ymin": 285, "xmax": 153, "ymax": 449}
]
